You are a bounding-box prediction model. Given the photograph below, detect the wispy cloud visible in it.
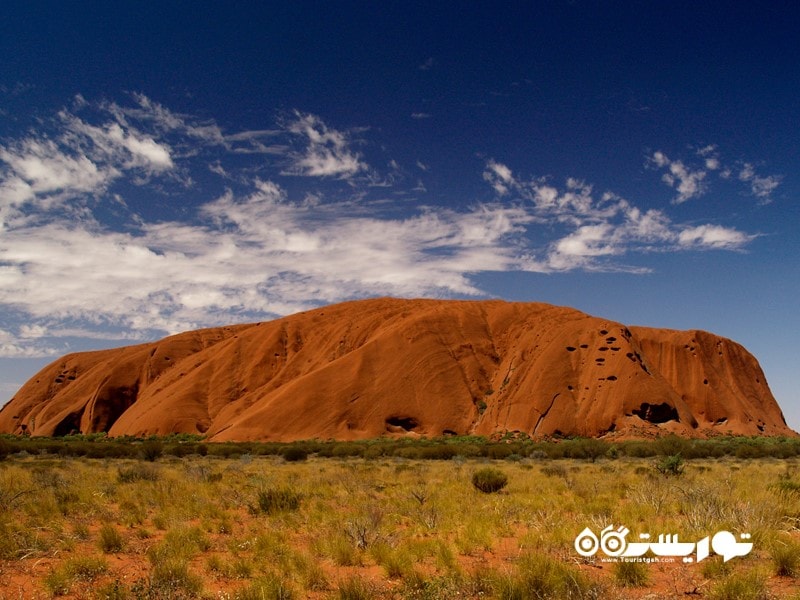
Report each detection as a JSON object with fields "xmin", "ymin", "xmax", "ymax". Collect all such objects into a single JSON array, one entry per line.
[
  {"xmin": 282, "ymin": 111, "xmax": 367, "ymax": 178},
  {"xmin": 648, "ymin": 146, "xmax": 782, "ymax": 203},
  {"xmin": 648, "ymin": 151, "xmax": 708, "ymax": 203},
  {"xmin": 0, "ymin": 95, "xmax": 774, "ymax": 358},
  {"xmin": 0, "ymin": 100, "xmax": 182, "ymax": 228},
  {"xmin": 739, "ymin": 162, "xmax": 782, "ymax": 202},
  {"xmin": 482, "ymin": 160, "xmax": 754, "ymax": 271},
  {"xmin": 0, "ymin": 181, "xmax": 534, "ymax": 354},
  {"xmin": 677, "ymin": 224, "xmax": 752, "ymax": 249},
  {"xmin": 0, "ymin": 327, "xmax": 59, "ymax": 358},
  {"xmin": 0, "ymin": 95, "xmax": 532, "ymax": 355}
]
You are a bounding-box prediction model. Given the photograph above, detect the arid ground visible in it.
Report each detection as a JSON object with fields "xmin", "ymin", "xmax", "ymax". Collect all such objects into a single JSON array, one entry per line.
[{"xmin": 2, "ymin": 444, "xmax": 800, "ymax": 599}]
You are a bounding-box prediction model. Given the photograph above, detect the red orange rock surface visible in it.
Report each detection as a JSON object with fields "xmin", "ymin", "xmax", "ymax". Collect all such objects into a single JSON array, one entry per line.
[{"xmin": 0, "ymin": 298, "xmax": 793, "ymax": 440}]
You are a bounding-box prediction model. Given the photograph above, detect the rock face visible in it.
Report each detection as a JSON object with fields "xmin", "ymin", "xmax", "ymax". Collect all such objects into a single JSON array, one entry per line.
[{"xmin": 0, "ymin": 298, "xmax": 793, "ymax": 440}]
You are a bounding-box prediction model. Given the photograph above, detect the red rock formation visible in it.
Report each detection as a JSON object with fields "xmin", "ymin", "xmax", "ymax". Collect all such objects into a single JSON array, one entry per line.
[{"xmin": 0, "ymin": 298, "xmax": 792, "ymax": 440}]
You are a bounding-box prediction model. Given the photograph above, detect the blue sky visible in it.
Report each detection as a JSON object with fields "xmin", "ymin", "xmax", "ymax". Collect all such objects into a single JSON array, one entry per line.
[{"xmin": 1, "ymin": 2, "xmax": 798, "ymax": 429}]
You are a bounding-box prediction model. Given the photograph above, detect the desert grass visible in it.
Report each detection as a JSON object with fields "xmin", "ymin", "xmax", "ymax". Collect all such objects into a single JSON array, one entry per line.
[{"xmin": 0, "ymin": 450, "xmax": 799, "ymax": 598}]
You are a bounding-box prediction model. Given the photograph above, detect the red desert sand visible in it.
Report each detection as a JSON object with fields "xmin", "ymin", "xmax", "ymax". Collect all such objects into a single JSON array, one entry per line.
[{"xmin": 0, "ymin": 297, "xmax": 793, "ymax": 440}]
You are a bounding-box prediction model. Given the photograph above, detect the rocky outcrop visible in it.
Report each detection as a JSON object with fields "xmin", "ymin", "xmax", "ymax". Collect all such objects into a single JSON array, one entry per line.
[{"xmin": 0, "ymin": 298, "xmax": 792, "ymax": 440}]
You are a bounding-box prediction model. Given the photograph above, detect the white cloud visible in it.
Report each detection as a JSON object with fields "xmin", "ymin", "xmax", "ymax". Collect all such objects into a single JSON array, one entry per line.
[
  {"xmin": 0, "ymin": 96, "xmax": 769, "ymax": 357},
  {"xmin": 0, "ymin": 171, "xmax": 538, "ymax": 353},
  {"xmin": 649, "ymin": 151, "xmax": 707, "ymax": 203},
  {"xmin": 482, "ymin": 160, "xmax": 516, "ymax": 195},
  {"xmin": 0, "ymin": 327, "xmax": 59, "ymax": 358},
  {"xmin": 62, "ymin": 116, "xmax": 173, "ymax": 172},
  {"xmin": 548, "ymin": 224, "xmax": 617, "ymax": 270},
  {"xmin": 0, "ymin": 97, "xmax": 184, "ymax": 230},
  {"xmin": 697, "ymin": 144, "xmax": 721, "ymax": 170},
  {"xmin": 283, "ymin": 112, "xmax": 367, "ymax": 178},
  {"xmin": 649, "ymin": 148, "xmax": 782, "ymax": 204},
  {"xmin": 678, "ymin": 224, "xmax": 753, "ymax": 249},
  {"xmin": 103, "ymin": 94, "xmax": 287, "ymax": 156},
  {"xmin": 18, "ymin": 324, "xmax": 48, "ymax": 339},
  {"xmin": 483, "ymin": 159, "xmax": 753, "ymax": 272},
  {"xmin": 0, "ymin": 139, "xmax": 110, "ymax": 203},
  {"xmin": 739, "ymin": 162, "xmax": 782, "ymax": 202}
]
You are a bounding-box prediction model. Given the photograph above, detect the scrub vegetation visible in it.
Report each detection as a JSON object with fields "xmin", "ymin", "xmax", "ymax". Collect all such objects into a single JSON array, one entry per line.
[{"xmin": 1, "ymin": 434, "xmax": 800, "ymax": 598}]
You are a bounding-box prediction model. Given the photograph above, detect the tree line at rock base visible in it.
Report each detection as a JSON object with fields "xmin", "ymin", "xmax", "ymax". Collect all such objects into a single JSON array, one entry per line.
[{"xmin": 2, "ymin": 432, "xmax": 800, "ymax": 462}]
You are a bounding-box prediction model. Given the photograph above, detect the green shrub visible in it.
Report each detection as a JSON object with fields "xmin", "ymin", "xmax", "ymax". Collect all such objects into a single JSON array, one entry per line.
[
  {"xmin": 66, "ymin": 555, "xmax": 109, "ymax": 579},
  {"xmin": 484, "ymin": 444, "xmax": 515, "ymax": 459},
  {"xmin": 707, "ymin": 569, "xmax": 768, "ymax": 600},
  {"xmin": 118, "ymin": 463, "xmax": 159, "ymax": 483},
  {"xmin": 655, "ymin": 453, "xmax": 685, "ymax": 476},
  {"xmin": 701, "ymin": 556, "xmax": 733, "ymax": 580},
  {"xmin": 282, "ymin": 446, "xmax": 309, "ymax": 462},
  {"xmin": 471, "ymin": 467, "xmax": 508, "ymax": 494},
  {"xmin": 251, "ymin": 487, "xmax": 301, "ymax": 515},
  {"xmin": 44, "ymin": 567, "xmax": 72, "ymax": 596},
  {"xmin": 496, "ymin": 553, "xmax": 603, "ymax": 599},
  {"xmin": 165, "ymin": 443, "xmax": 193, "ymax": 458},
  {"xmin": 337, "ymin": 576, "xmax": 376, "ymax": 600},
  {"xmin": 562, "ymin": 438, "xmax": 608, "ymax": 461},
  {"xmin": 771, "ymin": 537, "xmax": 800, "ymax": 577},
  {"xmin": 98, "ymin": 523, "xmax": 125, "ymax": 553},
  {"xmin": 140, "ymin": 440, "xmax": 164, "ymax": 462},
  {"xmin": 0, "ymin": 438, "xmax": 11, "ymax": 460},
  {"xmin": 45, "ymin": 555, "xmax": 109, "ymax": 596},
  {"xmin": 613, "ymin": 560, "xmax": 649, "ymax": 587},
  {"xmin": 148, "ymin": 557, "xmax": 203, "ymax": 596},
  {"xmin": 541, "ymin": 464, "xmax": 568, "ymax": 478}
]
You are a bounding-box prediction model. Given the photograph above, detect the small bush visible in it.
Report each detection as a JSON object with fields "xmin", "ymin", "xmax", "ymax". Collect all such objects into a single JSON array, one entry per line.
[
  {"xmin": 44, "ymin": 567, "xmax": 72, "ymax": 596},
  {"xmin": 562, "ymin": 438, "xmax": 608, "ymax": 461},
  {"xmin": 117, "ymin": 463, "xmax": 159, "ymax": 483},
  {"xmin": 149, "ymin": 557, "xmax": 203, "ymax": 597},
  {"xmin": 0, "ymin": 438, "xmax": 11, "ymax": 460},
  {"xmin": 701, "ymin": 556, "xmax": 733, "ymax": 580},
  {"xmin": 613, "ymin": 560, "xmax": 649, "ymax": 587},
  {"xmin": 496, "ymin": 553, "xmax": 603, "ymax": 599},
  {"xmin": 337, "ymin": 576, "xmax": 376, "ymax": 600},
  {"xmin": 66, "ymin": 555, "xmax": 109, "ymax": 580},
  {"xmin": 328, "ymin": 534, "xmax": 362, "ymax": 566},
  {"xmin": 98, "ymin": 523, "xmax": 125, "ymax": 553},
  {"xmin": 771, "ymin": 537, "xmax": 800, "ymax": 577},
  {"xmin": 655, "ymin": 453, "xmax": 685, "ymax": 476},
  {"xmin": 251, "ymin": 487, "xmax": 301, "ymax": 515},
  {"xmin": 165, "ymin": 443, "xmax": 193, "ymax": 458},
  {"xmin": 140, "ymin": 440, "xmax": 164, "ymax": 462},
  {"xmin": 471, "ymin": 467, "xmax": 508, "ymax": 494},
  {"xmin": 282, "ymin": 446, "xmax": 309, "ymax": 462},
  {"xmin": 485, "ymin": 444, "xmax": 515, "ymax": 460},
  {"xmin": 541, "ymin": 464, "xmax": 568, "ymax": 478},
  {"xmin": 371, "ymin": 544, "xmax": 414, "ymax": 579},
  {"xmin": 45, "ymin": 556, "xmax": 109, "ymax": 596},
  {"xmin": 707, "ymin": 569, "xmax": 768, "ymax": 600}
]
